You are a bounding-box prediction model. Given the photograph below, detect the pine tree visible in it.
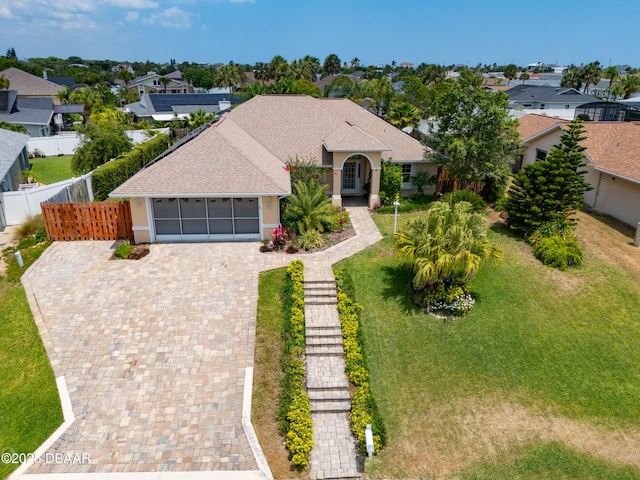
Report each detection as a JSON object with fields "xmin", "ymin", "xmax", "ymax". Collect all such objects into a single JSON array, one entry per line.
[{"xmin": 506, "ymin": 119, "xmax": 592, "ymax": 235}]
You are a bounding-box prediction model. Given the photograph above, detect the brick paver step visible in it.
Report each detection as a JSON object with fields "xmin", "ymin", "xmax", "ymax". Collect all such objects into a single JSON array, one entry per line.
[
  {"xmin": 310, "ymin": 399, "xmax": 352, "ymax": 413},
  {"xmin": 307, "ymin": 344, "xmax": 344, "ymax": 356},
  {"xmin": 306, "ymin": 326, "xmax": 342, "ymax": 336},
  {"xmin": 306, "ymin": 299, "xmax": 339, "ymax": 306},
  {"xmin": 308, "ymin": 387, "xmax": 351, "ymax": 401},
  {"xmin": 306, "ymin": 335, "xmax": 343, "ymax": 346}
]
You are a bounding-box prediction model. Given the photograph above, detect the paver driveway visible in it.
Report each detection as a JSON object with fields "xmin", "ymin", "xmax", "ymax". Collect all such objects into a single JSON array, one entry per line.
[{"xmin": 21, "ymin": 241, "xmax": 292, "ymax": 475}]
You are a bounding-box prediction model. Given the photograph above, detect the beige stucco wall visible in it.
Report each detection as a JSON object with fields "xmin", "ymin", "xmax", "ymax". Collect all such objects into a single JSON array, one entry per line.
[
  {"xmin": 401, "ymin": 162, "xmax": 438, "ymax": 196},
  {"xmin": 583, "ymin": 166, "xmax": 600, "ymax": 206},
  {"xmin": 262, "ymin": 195, "xmax": 279, "ymax": 240},
  {"xmin": 522, "ymin": 130, "xmax": 564, "ymax": 168},
  {"xmin": 592, "ymin": 174, "xmax": 640, "ymax": 227},
  {"xmin": 129, "ymin": 197, "xmax": 151, "ymax": 244}
]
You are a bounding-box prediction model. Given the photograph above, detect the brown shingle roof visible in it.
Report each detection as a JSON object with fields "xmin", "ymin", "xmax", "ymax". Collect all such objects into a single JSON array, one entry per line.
[
  {"xmin": 517, "ymin": 113, "xmax": 567, "ymax": 141},
  {"xmin": 112, "ymin": 95, "xmax": 426, "ymax": 197},
  {"xmin": 581, "ymin": 122, "xmax": 640, "ymax": 183},
  {"xmin": 111, "ymin": 118, "xmax": 290, "ymax": 196},
  {"xmin": 0, "ymin": 67, "xmax": 65, "ymax": 97}
]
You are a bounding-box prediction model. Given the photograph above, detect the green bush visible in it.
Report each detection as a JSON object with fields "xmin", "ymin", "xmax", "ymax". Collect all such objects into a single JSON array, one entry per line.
[
  {"xmin": 296, "ymin": 228, "xmax": 324, "ymax": 250},
  {"xmin": 533, "ymin": 236, "xmax": 583, "ymax": 270},
  {"xmin": 91, "ymin": 134, "xmax": 170, "ymax": 201},
  {"xmin": 379, "ymin": 161, "xmax": 403, "ymax": 206},
  {"xmin": 334, "ymin": 268, "xmax": 387, "ymax": 454},
  {"xmin": 279, "ymin": 260, "xmax": 312, "ymax": 469},
  {"xmin": 527, "ymin": 219, "xmax": 576, "ymax": 246},
  {"xmin": 4, "ymin": 242, "xmax": 52, "ymax": 282},
  {"xmin": 113, "ymin": 240, "xmax": 133, "ymax": 259},
  {"xmin": 376, "ymin": 194, "xmax": 436, "ymax": 213},
  {"xmin": 35, "ymin": 226, "xmax": 47, "ymax": 243},
  {"xmin": 443, "ymin": 189, "xmax": 487, "ymax": 213}
]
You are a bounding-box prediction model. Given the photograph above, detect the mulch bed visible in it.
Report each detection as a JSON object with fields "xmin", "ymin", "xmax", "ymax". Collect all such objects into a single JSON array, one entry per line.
[{"xmin": 261, "ymin": 225, "xmax": 356, "ymax": 254}]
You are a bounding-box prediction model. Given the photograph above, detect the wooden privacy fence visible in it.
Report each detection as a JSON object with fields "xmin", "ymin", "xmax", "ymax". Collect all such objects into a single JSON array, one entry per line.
[{"xmin": 41, "ymin": 201, "xmax": 133, "ymax": 241}]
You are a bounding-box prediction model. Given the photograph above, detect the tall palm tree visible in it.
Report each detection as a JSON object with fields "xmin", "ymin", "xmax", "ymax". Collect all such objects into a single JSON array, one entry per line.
[
  {"xmin": 269, "ymin": 55, "xmax": 289, "ymax": 82},
  {"xmin": 158, "ymin": 76, "xmax": 171, "ymax": 92},
  {"xmin": 350, "ymin": 57, "xmax": 360, "ymax": 69},
  {"xmin": 363, "ymin": 76, "xmax": 393, "ymax": 116},
  {"xmin": 389, "ymin": 102, "xmax": 421, "ymax": 129},
  {"xmin": 620, "ymin": 75, "xmax": 640, "ymax": 99},
  {"xmin": 253, "ymin": 62, "xmax": 269, "ymax": 85},
  {"xmin": 604, "ymin": 65, "xmax": 619, "ymax": 96},
  {"xmin": 580, "ymin": 61, "xmax": 602, "ymax": 94},
  {"xmin": 69, "ymin": 87, "xmax": 105, "ymax": 122},
  {"xmin": 560, "ymin": 66, "xmax": 582, "ymax": 90},
  {"xmin": 117, "ymin": 69, "xmax": 135, "ymax": 87},
  {"xmin": 214, "ymin": 62, "xmax": 245, "ymax": 93},
  {"xmin": 394, "ymin": 201, "xmax": 502, "ymax": 292},
  {"xmin": 322, "ymin": 54, "xmax": 341, "ymax": 76}
]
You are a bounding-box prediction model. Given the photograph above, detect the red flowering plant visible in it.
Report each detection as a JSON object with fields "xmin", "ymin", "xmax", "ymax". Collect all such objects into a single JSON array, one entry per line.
[
  {"xmin": 285, "ymin": 155, "xmax": 327, "ymax": 193},
  {"xmin": 272, "ymin": 226, "xmax": 288, "ymax": 250}
]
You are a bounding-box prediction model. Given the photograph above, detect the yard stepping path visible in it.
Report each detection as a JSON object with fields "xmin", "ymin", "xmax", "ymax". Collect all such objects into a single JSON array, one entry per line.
[{"xmin": 304, "ymin": 265, "xmax": 360, "ymax": 480}]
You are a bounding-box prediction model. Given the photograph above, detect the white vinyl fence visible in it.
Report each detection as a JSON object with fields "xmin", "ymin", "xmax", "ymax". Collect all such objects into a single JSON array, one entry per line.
[
  {"xmin": 0, "ymin": 173, "xmax": 93, "ymax": 226},
  {"xmin": 27, "ymin": 128, "xmax": 170, "ymax": 157}
]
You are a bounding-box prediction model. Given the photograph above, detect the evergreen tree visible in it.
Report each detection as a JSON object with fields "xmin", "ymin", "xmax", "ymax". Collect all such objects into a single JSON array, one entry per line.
[{"xmin": 506, "ymin": 119, "xmax": 592, "ymax": 235}]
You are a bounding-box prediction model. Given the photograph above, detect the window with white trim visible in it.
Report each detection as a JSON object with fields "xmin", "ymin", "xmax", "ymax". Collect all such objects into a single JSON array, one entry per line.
[
  {"xmin": 401, "ymin": 163, "xmax": 415, "ymax": 188},
  {"xmin": 535, "ymin": 149, "xmax": 547, "ymax": 161}
]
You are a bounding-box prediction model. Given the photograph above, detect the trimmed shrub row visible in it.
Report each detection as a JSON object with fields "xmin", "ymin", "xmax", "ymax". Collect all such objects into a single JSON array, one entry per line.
[
  {"xmin": 278, "ymin": 260, "xmax": 313, "ymax": 469},
  {"xmin": 334, "ymin": 269, "xmax": 387, "ymax": 455},
  {"xmin": 92, "ymin": 134, "xmax": 170, "ymax": 201}
]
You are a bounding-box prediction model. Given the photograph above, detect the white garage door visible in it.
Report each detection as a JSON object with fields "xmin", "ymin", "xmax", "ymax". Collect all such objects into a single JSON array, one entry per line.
[{"xmin": 152, "ymin": 197, "xmax": 260, "ymax": 241}]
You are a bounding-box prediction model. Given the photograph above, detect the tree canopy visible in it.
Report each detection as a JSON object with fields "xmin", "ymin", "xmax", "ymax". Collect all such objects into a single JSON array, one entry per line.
[{"xmin": 426, "ymin": 70, "xmax": 521, "ymax": 196}]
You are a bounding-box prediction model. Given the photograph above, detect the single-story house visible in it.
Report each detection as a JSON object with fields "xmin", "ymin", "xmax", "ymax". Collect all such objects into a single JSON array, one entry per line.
[
  {"xmin": 0, "ymin": 90, "xmax": 55, "ymax": 137},
  {"xmin": 125, "ymin": 93, "xmax": 237, "ymax": 122},
  {"xmin": 0, "ymin": 67, "xmax": 65, "ymax": 104},
  {"xmin": 111, "ymin": 94, "xmax": 431, "ymax": 243},
  {"xmin": 0, "ymin": 128, "xmax": 30, "ymax": 228},
  {"xmin": 517, "ymin": 114, "xmax": 640, "ymax": 228},
  {"xmin": 508, "ymin": 85, "xmax": 598, "ymax": 120}
]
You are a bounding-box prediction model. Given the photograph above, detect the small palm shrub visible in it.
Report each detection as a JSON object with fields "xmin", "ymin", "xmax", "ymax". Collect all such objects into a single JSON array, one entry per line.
[
  {"xmin": 443, "ymin": 190, "xmax": 487, "ymax": 213},
  {"xmin": 533, "ymin": 236, "xmax": 583, "ymax": 270},
  {"xmin": 282, "ymin": 180, "xmax": 336, "ymax": 234},
  {"xmin": 296, "ymin": 229, "xmax": 324, "ymax": 250},
  {"xmin": 15, "ymin": 214, "xmax": 44, "ymax": 239}
]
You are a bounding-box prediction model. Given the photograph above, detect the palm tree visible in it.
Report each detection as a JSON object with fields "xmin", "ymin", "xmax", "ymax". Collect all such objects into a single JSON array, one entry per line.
[
  {"xmin": 322, "ymin": 54, "xmax": 341, "ymax": 76},
  {"xmin": 214, "ymin": 62, "xmax": 245, "ymax": 94},
  {"xmin": 604, "ymin": 65, "xmax": 619, "ymax": 98},
  {"xmin": 186, "ymin": 109, "xmax": 215, "ymax": 129},
  {"xmin": 282, "ymin": 180, "xmax": 336, "ymax": 234},
  {"xmin": 117, "ymin": 69, "xmax": 135, "ymax": 87},
  {"xmin": 69, "ymin": 87, "xmax": 105, "ymax": 122},
  {"xmin": 580, "ymin": 61, "xmax": 602, "ymax": 94},
  {"xmin": 620, "ymin": 75, "xmax": 640, "ymax": 99},
  {"xmin": 350, "ymin": 57, "xmax": 360, "ymax": 69},
  {"xmin": 269, "ymin": 55, "xmax": 289, "ymax": 82},
  {"xmin": 609, "ymin": 83, "xmax": 625, "ymax": 100},
  {"xmin": 389, "ymin": 102, "xmax": 421, "ymax": 129},
  {"xmin": 363, "ymin": 76, "xmax": 393, "ymax": 116},
  {"xmin": 253, "ymin": 62, "xmax": 269, "ymax": 85},
  {"xmin": 560, "ymin": 66, "xmax": 582, "ymax": 89},
  {"xmin": 302, "ymin": 55, "xmax": 321, "ymax": 81},
  {"xmin": 394, "ymin": 201, "xmax": 502, "ymax": 292},
  {"xmin": 519, "ymin": 72, "xmax": 530, "ymax": 84},
  {"xmin": 503, "ymin": 64, "xmax": 517, "ymax": 83}
]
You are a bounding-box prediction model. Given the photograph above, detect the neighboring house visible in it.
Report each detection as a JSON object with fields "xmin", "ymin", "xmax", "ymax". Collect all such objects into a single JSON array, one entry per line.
[
  {"xmin": 111, "ymin": 94, "xmax": 431, "ymax": 243},
  {"xmin": 517, "ymin": 114, "xmax": 640, "ymax": 228},
  {"xmin": 111, "ymin": 63, "xmax": 135, "ymax": 75},
  {"xmin": 575, "ymin": 101, "xmax": 640, "ymax": 122},
  {"xmin": 0, "ymin": 67, "xmax": 65, "ymax": 104},
  {"xmin": 0, "ymin": 90, "xmax": 55, "ymax": 137},
  {"xmin": 507, "ymin": 85, "xmax": 598, "ymax": 120},
  {"xmin": 124, "ymin": 93, "xmax": 237, "ymax": 121},
  {"xmin": 0, "ymin": 128, "xmax": 30, "ymax": 228},
  {"xmin": 128, "ymin": 71, "xmax": 194, "ymax": 95}
]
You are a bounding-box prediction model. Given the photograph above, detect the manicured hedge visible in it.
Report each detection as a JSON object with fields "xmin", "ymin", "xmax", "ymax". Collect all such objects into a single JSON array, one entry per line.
[
  {"xmin": 334, "ymin": 269, "xmax": 387, "ymax": 455},
  {"xmin": 278, "ymin": 260, "xmax": 313, "ymax": 469},
  {"xmin": 92, "ymin": 134, "xmax": 170, "ymax": 201}
]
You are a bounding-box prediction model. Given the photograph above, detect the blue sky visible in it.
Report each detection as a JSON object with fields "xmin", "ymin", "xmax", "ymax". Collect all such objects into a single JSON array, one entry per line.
[{"xmin": 1, "ymin": 0, "xmax": 638, "ymax": 67}]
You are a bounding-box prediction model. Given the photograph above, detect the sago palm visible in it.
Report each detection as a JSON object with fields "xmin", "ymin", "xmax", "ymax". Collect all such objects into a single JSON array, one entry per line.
[
  {"xmin": 283, "ymin": 181, "xmax": 336, "ymax": 234},
  {"xmin": 394, "ymin": 201, "xmax": 502, "ymax": 291}
]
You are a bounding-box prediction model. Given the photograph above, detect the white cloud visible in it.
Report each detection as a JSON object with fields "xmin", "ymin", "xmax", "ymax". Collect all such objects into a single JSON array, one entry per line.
[
  {"xmin": 0, "ymin": 6, "xmax": 14, "ymax": 18},
  {"xmin": 125, "ymin": 10, "xmax": 139, "ymax": 21},
  {"xmin": 144, "ymin": 7, "xmax": 192, "ymax": 29},
  {"xmin": 101, "ymin": 0, "xmax": 158, "ymax": 8}
]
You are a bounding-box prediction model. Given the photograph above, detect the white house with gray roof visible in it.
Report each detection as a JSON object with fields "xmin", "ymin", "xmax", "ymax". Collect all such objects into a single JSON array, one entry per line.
[{"xmin": 507, "ymin": 84, "xmax": 598, "ymax": 120}]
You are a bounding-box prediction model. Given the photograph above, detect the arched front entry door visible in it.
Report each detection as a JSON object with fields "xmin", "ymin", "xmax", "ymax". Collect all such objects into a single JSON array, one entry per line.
[{"xmin": 341, "ymin": 155, "xmax": 365, "ymax": 195}]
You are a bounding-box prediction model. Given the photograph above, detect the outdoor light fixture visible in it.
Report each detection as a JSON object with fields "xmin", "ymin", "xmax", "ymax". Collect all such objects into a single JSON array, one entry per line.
[
  {"xmin": 393, "ymin": 200, "xmax": 400, "ymax": 234},
  {"xmin": 365, "ymin": 424, "xmax": 374, "ymax": 457}
]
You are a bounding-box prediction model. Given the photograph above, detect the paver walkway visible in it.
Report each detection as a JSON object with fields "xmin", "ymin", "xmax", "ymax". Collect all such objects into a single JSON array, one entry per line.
[{"xmin": 16, "ymin": 205, "xmax": 381, "ymax": 479}]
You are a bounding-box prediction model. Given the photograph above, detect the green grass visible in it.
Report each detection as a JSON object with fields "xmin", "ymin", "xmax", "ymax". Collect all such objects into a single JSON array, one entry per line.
[
  {"xmin": 253, "ymin": 268, "xmax": 304, "ymax": 479},
  {"xmin": 336, "ymin": 211, "xmax": 640, "ymax": 478},
  {"xmin": 0, "ymin": 242, "xmax": 63, "ymax": 479},
  {"xmin": 458, "ymin": 442, "xmax": 640, "ymax": 480},
  {"xmin": 29, "ymin": 156, "xmax": 74, "ymax": 184}
]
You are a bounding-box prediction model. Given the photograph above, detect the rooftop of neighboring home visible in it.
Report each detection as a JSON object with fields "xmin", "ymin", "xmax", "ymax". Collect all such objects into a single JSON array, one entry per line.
[
  {"xmin": 0, "ymin": 67, "xmax": 65, "ymax": 98},
  {"xmin": 0, "ymin": 90, "xmax": 54, "ymax": 126},
  {"xmin": 517, "ymin": 113, "xmax": 640, "ymax": 182},
  {"xmin": 112, "ymin": 94, "xmax": 425, "ymax": 197},
  {"xmin": 507, "ymin": 84, "xmax": 598, "ymax": 105},
  {"xmin": 125, "ymin": 93, "xmax": 238, "ymax": 120},
  {"xmin": 0, "ymin": 127, "xmax": 29, "ymax": 177}
]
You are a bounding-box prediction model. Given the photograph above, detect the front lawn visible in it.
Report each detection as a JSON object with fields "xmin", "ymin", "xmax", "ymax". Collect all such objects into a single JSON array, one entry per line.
[
  {"xmin": 336, "ymin": 210, "xmax": 640, "ymax": 478},
  {"xmin": 29, "ymin": 156, "xmax": 74, "ymax": 184},
  {"xmin": 0, "ymin": 243, "xmax": 63, "ymax": 479}
]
